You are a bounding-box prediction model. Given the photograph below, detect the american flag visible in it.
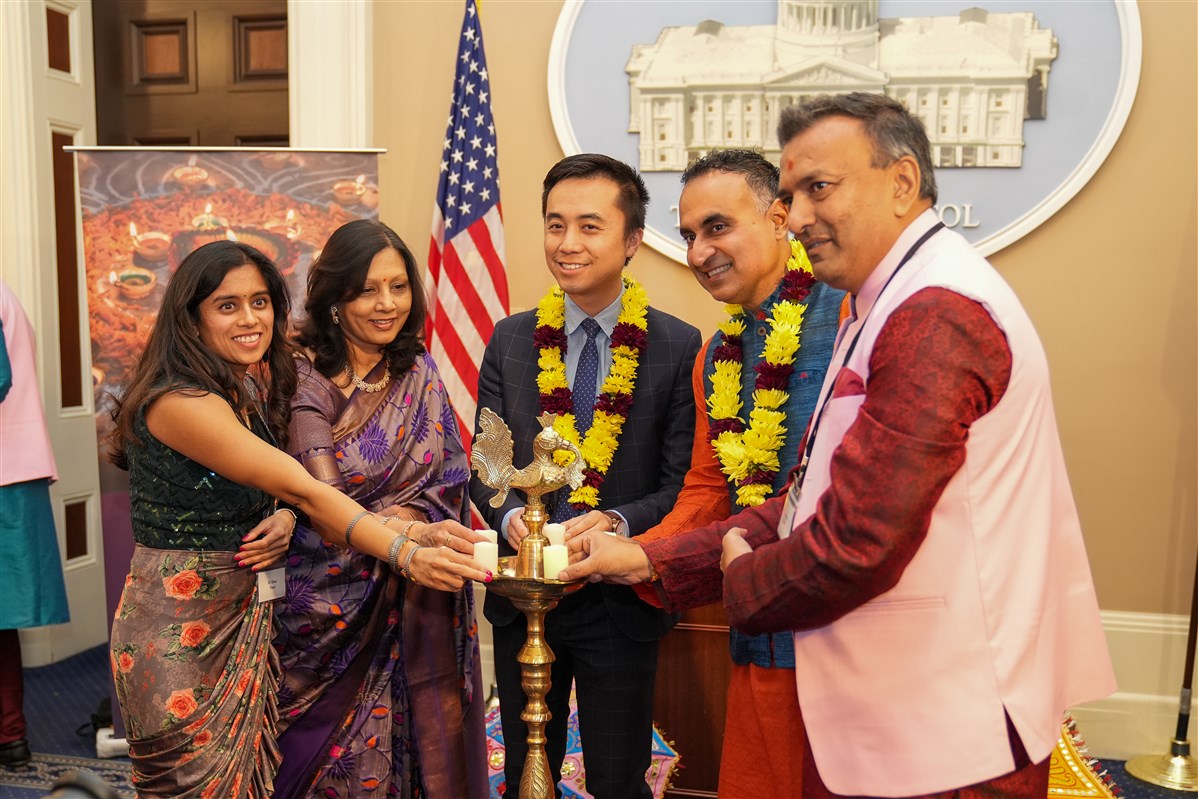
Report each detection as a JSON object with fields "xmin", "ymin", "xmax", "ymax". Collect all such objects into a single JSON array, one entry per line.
[{"xmin": 427, "ymin": 0, "xmax": 509, "ymax": 447}]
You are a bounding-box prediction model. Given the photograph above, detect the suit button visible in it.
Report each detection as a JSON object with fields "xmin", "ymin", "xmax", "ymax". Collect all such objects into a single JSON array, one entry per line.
[{"xmin": 757, "ymin": 326, "xmax": 767, "ymax": 337}]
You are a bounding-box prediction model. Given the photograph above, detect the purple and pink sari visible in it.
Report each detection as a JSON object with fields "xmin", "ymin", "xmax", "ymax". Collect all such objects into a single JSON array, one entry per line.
[{"xmin": 272, "ymin": 354, "xmax": 487, "ymax": 799}]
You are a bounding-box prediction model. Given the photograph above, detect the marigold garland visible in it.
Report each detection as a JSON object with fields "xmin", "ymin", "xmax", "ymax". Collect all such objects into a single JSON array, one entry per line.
[
  {"xmin": 534, "ymin": 276, "xmax": 648, "ymax": 510},
  {"xmin": 708, "ymin": 240, "xmax": 816, "ymax": 507}
]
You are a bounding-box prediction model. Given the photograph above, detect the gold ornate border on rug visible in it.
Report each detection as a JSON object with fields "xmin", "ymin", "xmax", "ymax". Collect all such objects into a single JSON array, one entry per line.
[{"xmin": 1049, "ymin": 716, "xmax": 1119, "ymax": 798}]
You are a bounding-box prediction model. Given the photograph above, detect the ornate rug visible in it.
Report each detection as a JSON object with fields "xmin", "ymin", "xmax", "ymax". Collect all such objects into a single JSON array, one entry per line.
[
  {"xmin": 483, "ymin": 702, "xmax": 1116, "ymax": 799},
  {"xmin": 484, "ymin": 689, "xmax": 679, "ymax": 799},
  {"xmin": 1049, "ymin": 716, "xmax": 1120, "ymax": 798},
  {"xmin": 0, "ymin": 712, "xmax": 1107, "ymax": 799},
  {"xmin": 0, "ymin": 753, "xmax": 134, "ymax": 798}
]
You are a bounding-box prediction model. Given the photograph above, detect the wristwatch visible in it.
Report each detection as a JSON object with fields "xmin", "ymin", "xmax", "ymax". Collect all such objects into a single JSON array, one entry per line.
[{"xmin": 603, "ymin": 510, "xmax": 627, "ymax": 536}]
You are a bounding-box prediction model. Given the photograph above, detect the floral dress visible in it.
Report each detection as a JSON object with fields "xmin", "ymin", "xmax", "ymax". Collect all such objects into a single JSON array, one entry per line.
[{"xmin": 110, "ymin": 407, "xmax": 280, "ymax": 799}]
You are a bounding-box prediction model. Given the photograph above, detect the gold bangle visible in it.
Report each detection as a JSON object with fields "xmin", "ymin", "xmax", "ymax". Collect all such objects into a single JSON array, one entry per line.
[
  {"xmin": 646, "ymin": 556, "xmax": 660, "ymax": 583},
  {"xmin": 400, "ymin": 519, "xmax": 422, "ymax": 541}
]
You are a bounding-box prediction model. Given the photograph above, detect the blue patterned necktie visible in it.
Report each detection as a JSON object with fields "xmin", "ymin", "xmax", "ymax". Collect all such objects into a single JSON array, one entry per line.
[
  {"xmin": 572, "ymin": 318, "xmax": 602, "ymax": 433},
  {"xmin": 552, "ymin": 317, "xmax": 602, "ymax": 522}
]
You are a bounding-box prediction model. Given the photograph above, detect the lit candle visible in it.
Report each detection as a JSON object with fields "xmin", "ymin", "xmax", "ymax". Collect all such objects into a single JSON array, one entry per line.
[
  {"xmin": 542, "ymin": 523, "xmax": 566, "ymax": 547},
  {"xmin": 193, "ymin": 203, "xmax": 222, "ymax": 230},
  {"xmin": 474, "ymin": 541, "xmax": 499, "ymax": 575},
  {"xmin": 172, "ymin": 155, "xmax": 209, "ymax": 185},
  {"xmin": 130, "ymin": 222, "xmax": 169, "ymax": 260},
  {"xmin": 542, "ymin": 544, "xmax": 569, "ymax": 579},
  {"xmin": 477, "ymin": 529, "xmax": 498, "ymax": 545}
]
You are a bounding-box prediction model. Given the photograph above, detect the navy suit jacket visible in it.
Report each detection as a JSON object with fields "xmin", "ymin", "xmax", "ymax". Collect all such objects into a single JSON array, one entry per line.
[{"xmin": 471, "ymin": 303, "xmax": 701, "ymax": 640}]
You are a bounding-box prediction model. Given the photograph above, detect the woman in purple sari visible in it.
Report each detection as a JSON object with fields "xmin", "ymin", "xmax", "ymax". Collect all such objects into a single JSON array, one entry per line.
[{"xmin": 273, "ymin": 220, "xmax": 488, "ymax": 799}]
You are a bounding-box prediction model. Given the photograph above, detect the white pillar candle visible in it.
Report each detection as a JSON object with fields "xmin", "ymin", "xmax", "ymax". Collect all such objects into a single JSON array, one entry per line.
[
  {"xmin": 477, "ymin": 528, "xmax": 498, "ymax": 545},
  {"xmin": 542, "ymin": 523, "xmax": 566, "ymax": 547},
  {"xmin": 542, "ymin": 544, "xmax": 569, "ymax": 579},
  {"xmin": 474, "ymin": 541, "xmax": 499, "ymax": 575}
]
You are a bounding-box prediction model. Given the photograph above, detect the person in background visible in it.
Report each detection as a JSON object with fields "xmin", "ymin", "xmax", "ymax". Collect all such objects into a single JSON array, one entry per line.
[
  {"xmin": 272, "ymin": 220, "xmax": 488, "ymax": 799},
  {"xmin": 470, "ymin": 154, "xmax": 700, "ymax": 799},
  {"xmin": 106, "ymin": 240, "xmax": 486, "ymax": 798},
  {"xmin": 0, "ymin": 281, "xmax": 70, "ymax": 770}
]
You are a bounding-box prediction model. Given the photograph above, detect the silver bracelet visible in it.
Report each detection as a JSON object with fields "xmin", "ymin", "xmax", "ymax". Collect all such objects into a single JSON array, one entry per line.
[
  {"xmin": 275, "ymin": 507, "xmax": 298, "ymax": 531},
  {"xmin": 344, "ymin": 510, "xmax": 370, "ymax": 549},
  {"xmin": 401, "ymin": 544, "xmax": 423, "ymax": 581},
  {"xmin": 387, "ymin": 534, "xmax": 410, "ymax": 573}
]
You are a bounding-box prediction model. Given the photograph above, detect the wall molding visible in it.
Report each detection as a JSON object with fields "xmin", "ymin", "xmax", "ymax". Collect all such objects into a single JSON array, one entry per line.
[
  {"xmin": 287, "ymin": 0, "xmax": 372, "ymax": 148},
  {"xmin": 1072, "ymin": 610, "xmax": 1192, "ymax": 760},
  {"xmin": 0, "ymin": 0, "xmax": 44, "ymax": 310}
]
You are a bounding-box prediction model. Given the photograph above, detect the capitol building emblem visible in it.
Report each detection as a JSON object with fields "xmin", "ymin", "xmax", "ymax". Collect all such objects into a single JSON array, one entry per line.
[
  {"xmin": 626, "ymin": 1, "xmax": 1057, "ymax": 172},
  {"xmin": 549, "ymin": 0, "xmax": 1139, "ymax": 259}
]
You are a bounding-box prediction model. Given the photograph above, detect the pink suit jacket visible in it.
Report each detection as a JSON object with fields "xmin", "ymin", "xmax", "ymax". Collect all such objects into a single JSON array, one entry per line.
[
  {"xmin": 0, "ymin": 281, "xmax": 58, "ymax": 486},
  {"xmin": 786, "ymin": 214, "xmax": 1115, "ymax": 796}
]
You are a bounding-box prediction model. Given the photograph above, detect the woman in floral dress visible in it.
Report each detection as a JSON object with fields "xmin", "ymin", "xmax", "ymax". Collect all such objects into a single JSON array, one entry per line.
[{"xmin": 107, "ymin": 240, "xmax": 488, "ymax": 799}]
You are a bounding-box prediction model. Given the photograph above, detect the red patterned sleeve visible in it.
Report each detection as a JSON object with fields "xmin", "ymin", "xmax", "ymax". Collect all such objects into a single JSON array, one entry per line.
[
  {"xmin": 632, "ymin": 338, "xmax": 734, "ymax": 606},
  {"xmin": 722, "ymin": 288, "xmax": 1013, "ymax": 633}
]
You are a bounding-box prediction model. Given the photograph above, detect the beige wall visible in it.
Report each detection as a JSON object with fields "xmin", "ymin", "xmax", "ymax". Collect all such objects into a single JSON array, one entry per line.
[{"xmin": 374, "ymin": 0, "xmax": 1198, "ymax": 615}]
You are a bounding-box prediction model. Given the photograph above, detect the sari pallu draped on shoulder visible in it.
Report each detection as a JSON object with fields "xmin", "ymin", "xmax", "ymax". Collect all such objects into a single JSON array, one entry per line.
[
  {"xmin": 110, "ymin": 546, "xmax": 281, "ymax": 799},
  {"xmin": 273, "ymin": 354, "xmax": 487, "ymax": 799}
]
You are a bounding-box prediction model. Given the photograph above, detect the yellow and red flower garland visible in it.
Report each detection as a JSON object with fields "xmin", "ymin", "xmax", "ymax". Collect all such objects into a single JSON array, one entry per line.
[
  {"xmin": 708, "ymin": 240, "xmax": 815, "ymax": 507},
  {"xmin": 533, "ymin": 276, "xmax": 649, "ymax": 510}
]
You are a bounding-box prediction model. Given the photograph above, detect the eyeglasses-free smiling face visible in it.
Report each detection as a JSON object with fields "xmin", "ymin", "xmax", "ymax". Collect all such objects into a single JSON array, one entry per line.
[
  {"xmin": 196, "ymin": 263, "xmax": 274, "ymax": 376},
  {"xmin": 543, "ymin": 176, "xmax": 643, "ymax": 316},
  {"xmin": 779, "ymin": 115, "xmax": 919, "ymax": 295},
  {"xmin": 337, "ymin": 246, "xmax": 412, "ymax": 364},
  {"xmin": 678, "ymin": 170, "xmax": 791, "ymax": 312}
]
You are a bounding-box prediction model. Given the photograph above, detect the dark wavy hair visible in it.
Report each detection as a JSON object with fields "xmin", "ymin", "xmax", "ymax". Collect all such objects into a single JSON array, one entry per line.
[
  {"xmin": 107, "ymin": 241, "xmax": 298, "ymax": 469},
  {"xmin": 295, "ymin": 219, "xmax": 427, "ymax": 380}
]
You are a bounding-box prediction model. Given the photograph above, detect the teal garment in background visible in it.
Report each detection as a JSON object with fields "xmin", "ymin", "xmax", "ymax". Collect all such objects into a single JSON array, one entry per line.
[
  {"xmin": 0, "ymin": 479, "xmax": 70, "ymax": 629},
  {"xmin": 0, "ymin": 318, "xmax": 69, "ymax": 629}
]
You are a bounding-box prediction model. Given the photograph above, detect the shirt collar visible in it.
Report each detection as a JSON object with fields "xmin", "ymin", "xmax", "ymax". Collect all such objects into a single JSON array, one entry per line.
[
  {"xmin": 853, "ymin": 208, "xmax": 941, "ymax": 319},
  {"xmin": 564, "ymin": 284, "xmax": 624, "ymax": 337}
]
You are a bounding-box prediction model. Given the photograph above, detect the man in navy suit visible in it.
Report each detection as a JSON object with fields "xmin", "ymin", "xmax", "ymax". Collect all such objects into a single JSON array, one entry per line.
[{"xmin": 471, "ymin": 154, "xmax": 700, "ymax": 799}]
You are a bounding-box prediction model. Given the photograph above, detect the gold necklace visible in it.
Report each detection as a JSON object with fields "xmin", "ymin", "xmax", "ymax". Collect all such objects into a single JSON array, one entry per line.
[{"xmin": 345, "ymin": 362, "xmax": 390, "ymax": 393}]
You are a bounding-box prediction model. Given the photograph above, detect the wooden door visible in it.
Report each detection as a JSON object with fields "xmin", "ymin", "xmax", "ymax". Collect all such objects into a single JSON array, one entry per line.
[
  {"xmin": 654, "ymin": 603, "xmax": 732, "ymax": 798},
  {"xmin": 92, "ymin": 0, "xmax": 287, "ymax": 146},
  {"xmin": 3, "ymin": 0, "xmax": 106, "ymax": 665}
]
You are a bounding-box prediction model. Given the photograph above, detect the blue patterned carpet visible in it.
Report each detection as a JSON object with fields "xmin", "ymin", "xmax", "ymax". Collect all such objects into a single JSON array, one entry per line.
[{"xmin": 0, "ymin": 646, "xmax": 130, "ymax": 799}]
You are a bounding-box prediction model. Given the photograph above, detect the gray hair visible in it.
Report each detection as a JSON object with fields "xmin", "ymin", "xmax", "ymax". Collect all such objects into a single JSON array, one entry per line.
[
  {"xmin": 680, "ymin": 148, "xmax": 779, "ymax": 213},
  {"xmin": 777, "ymin": 92, "xmax": 937, "ymax": 204}
]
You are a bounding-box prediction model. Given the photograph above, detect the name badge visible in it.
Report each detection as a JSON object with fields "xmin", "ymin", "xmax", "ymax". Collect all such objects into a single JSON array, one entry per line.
[
  {"xmin": 776, "ymin": 481, "xmax": 802, "ymax": 541},
  {"xmin": 256, "ymin": 567, "xmax": 286, "ymax": 603}
]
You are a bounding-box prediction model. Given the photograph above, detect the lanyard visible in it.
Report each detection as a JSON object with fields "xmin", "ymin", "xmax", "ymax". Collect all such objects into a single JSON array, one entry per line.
[{"xmin": 792, "ymin": 221, "xmax": 945, "ymax": 492}]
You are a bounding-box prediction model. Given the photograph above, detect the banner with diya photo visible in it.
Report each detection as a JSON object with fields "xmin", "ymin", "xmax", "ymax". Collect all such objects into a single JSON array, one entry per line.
[{"xmin": 71, "ymin": 147, "xmax": 381, "ymax": 733}]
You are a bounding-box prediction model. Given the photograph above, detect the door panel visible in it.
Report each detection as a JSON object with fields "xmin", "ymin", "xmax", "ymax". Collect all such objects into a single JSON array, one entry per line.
[{"xmin": 93, "ymin": 0, "xmax": 288, "ymax": 146}]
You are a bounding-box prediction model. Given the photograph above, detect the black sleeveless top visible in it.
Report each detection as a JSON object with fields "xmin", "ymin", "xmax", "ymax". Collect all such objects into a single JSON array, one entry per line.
[{"xmin": 126, "ymin": 395, "xmax": 274, "ymax": 551}]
